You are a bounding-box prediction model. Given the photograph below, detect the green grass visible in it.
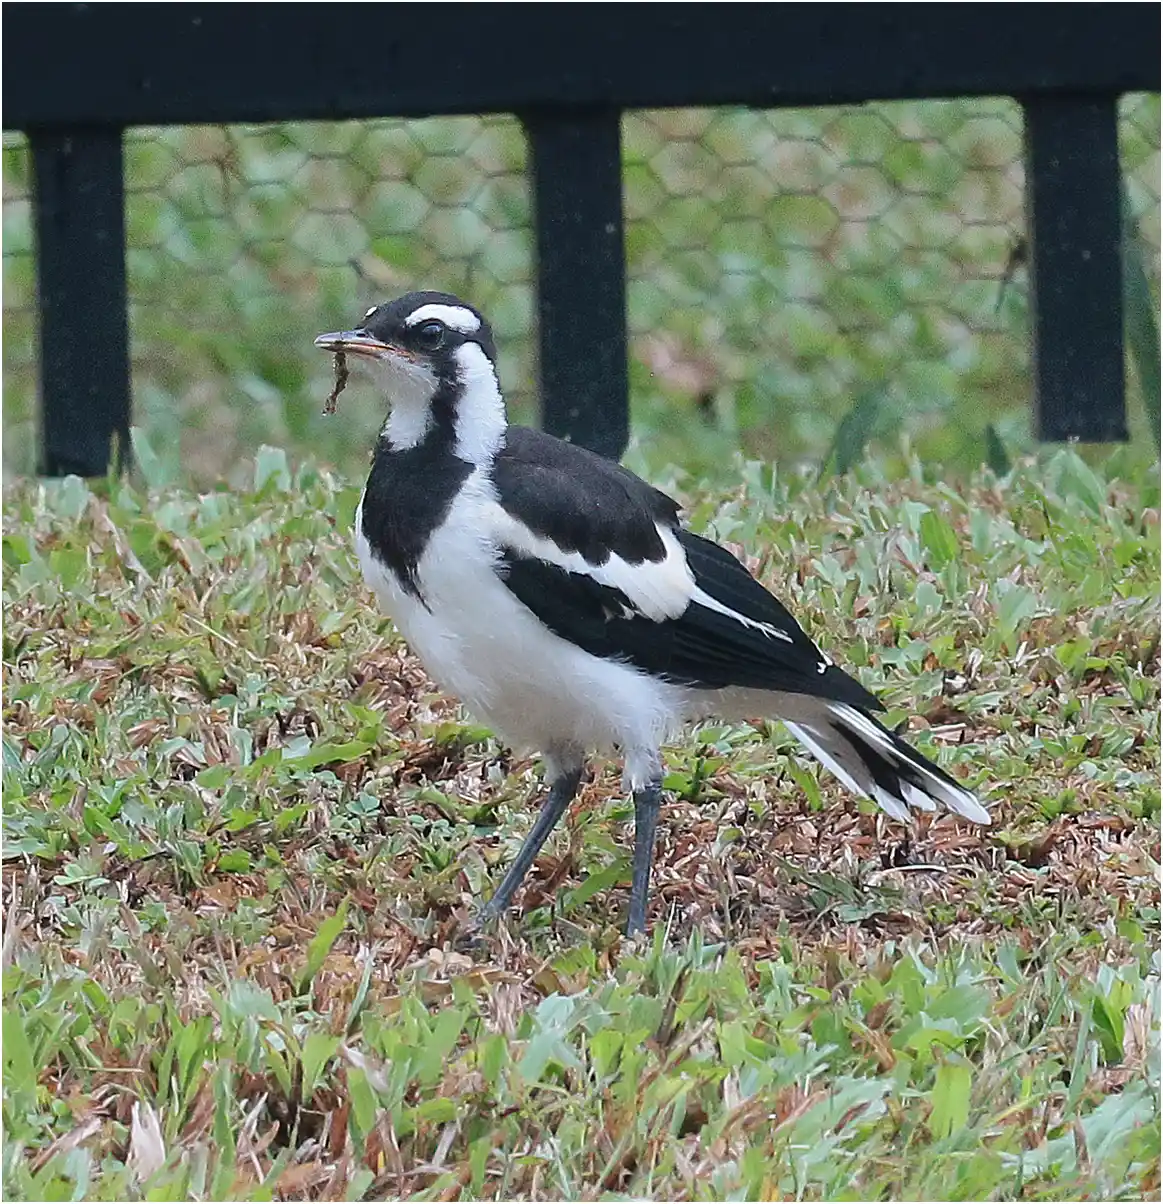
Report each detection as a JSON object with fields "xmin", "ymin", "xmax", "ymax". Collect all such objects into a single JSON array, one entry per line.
[{"xmin": 3, "ymin": 447, "xmax": 1160, "ymax": 1200}]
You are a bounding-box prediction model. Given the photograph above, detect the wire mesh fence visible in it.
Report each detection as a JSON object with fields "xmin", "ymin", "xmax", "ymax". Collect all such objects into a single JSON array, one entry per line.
[{"xmin": 3, "ymin": 95, "xmax": 1159, "ymax": 484}]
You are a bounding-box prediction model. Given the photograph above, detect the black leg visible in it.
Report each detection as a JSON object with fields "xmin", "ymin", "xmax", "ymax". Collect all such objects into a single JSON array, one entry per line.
[
  {"xmin": 627, "ymin": 780, "xmax": 663, "ymax": 936},
  {"xmin": 475, "ymin": 767, "xmax": 583, "ymax": 926}
]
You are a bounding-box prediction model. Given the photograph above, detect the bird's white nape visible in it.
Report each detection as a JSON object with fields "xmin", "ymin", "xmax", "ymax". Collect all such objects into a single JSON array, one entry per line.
[{"xmin": 452, "ymin": 343, "xmax": 506, "ymax": 466}]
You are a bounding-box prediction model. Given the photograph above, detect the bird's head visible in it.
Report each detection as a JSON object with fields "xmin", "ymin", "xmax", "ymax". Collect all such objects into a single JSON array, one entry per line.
[{"xmin": 315, "ymin": 291, "xmax": 503, "ymax": 459}]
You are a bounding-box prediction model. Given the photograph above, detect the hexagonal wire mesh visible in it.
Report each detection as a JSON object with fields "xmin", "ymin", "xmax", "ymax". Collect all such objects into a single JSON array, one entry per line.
[{"xmin": 2, "ymin": 96, "xmax": 1159, "ymax": 484}]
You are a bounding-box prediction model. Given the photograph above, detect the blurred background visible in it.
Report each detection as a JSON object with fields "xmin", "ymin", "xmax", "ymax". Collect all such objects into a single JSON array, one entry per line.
[{"xmin": 3, "ymin": 96, "xmax": 1159, "ymax": 488}]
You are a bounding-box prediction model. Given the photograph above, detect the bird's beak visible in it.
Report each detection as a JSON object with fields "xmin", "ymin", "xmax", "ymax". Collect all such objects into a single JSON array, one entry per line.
[{"xmin": 314, "ymin": 330, "xmax": 395, "ymax": 359}]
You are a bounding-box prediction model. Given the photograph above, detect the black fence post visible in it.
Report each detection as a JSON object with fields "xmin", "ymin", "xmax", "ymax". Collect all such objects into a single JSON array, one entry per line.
[
  {"xmin": 31, "ymin": 127, "xmax": 131, "ymax": 476},
  {"xmin": 1022, "ymin": 97, "xmax": 1127, "ymax": 443},
  {"xmin": 524, "ymin": 109, "xmax": 629, "ymax": 460}
]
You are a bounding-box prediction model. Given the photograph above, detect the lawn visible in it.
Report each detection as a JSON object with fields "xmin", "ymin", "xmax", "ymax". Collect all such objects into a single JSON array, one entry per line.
[{"xmin": 2, "ymin": 445, "xmax": 1159, "ymax": 1200}]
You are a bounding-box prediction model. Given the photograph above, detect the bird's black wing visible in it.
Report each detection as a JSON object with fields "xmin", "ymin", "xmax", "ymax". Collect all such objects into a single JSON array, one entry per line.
[
  {"xmin": 499, "ymin": 539, "xmax": 880, "ymax": 709},
  {"xmin": 675, "ymin": 529, "xmax": 880, "ymax": 698},
  {"xmin": 490, "ymin": 431, "xmax": 880, "ymax": 710},
  {"xmin": 493, "ymin": 427, "xmax": 680, "ymax": 566}
]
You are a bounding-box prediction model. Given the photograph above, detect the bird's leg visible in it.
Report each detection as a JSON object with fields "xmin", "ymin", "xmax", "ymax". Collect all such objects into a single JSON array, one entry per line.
[
  {"xmin": 627, "ymin": 777, "xmax": 663, "ymax": 937},
  {"xmin": 475, "ymin": 766, "xmax": 583, "ymax": 926}
]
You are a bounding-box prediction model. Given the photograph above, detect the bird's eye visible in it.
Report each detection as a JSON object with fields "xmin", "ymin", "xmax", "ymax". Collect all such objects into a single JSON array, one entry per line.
[{"xmin": 414, "ymin": 320, "xmax": 445, "ymax": 350}]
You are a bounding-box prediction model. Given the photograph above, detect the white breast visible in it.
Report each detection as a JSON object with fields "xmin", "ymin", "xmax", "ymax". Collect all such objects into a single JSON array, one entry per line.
[{"xmin": 353, "ymin": 471, "xmax": 691, "ymax": 782}]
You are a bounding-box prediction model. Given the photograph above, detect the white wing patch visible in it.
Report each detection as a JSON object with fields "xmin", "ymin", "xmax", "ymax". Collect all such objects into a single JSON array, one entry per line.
[
  {"xmin": 487, "ymin": 506, "xmax": 695, "ymax": 623},
  {"xmin": 405, "ymin": 303, "xmax": 481, "ymax": 334},
  {"xmin": 487, "ymin": 509, "xmax": 800, "ymax": 645}
]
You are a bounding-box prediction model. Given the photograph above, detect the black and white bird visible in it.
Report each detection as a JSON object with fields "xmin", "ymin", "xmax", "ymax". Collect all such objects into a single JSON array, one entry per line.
[{"xmin": 316, "ymin": 291, "xmax": 989, "ymax": 936}]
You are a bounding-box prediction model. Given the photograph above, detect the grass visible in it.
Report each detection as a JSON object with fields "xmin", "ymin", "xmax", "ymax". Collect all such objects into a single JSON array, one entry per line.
[{"xmin": 3, "ymin": 445, "xmax": 1160, "ymax": 1199}]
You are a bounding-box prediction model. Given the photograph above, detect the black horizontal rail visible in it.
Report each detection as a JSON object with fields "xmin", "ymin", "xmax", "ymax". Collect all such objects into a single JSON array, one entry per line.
[
  {"xmin": 3, "ymin": 4, "xmax": 1160, "ymax": 476},
  {"xmin": 4, "ymin": 6, "xmax": 1156, "ymax": 128}
]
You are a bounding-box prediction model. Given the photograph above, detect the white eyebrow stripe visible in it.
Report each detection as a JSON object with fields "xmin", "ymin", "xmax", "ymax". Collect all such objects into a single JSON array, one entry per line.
[
  {"xmin": 405, "ymin": 304, "xmax": 482, "ymax": 334},
  {"xmin": 364, "ymin": 306, "xmax": 378, "ymax": 320}
]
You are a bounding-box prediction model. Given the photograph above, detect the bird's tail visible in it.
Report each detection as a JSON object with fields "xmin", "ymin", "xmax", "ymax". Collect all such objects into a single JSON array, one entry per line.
[{"xmin": 783, "ymin": 700, "xmax": 990, "ymax": 824}]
